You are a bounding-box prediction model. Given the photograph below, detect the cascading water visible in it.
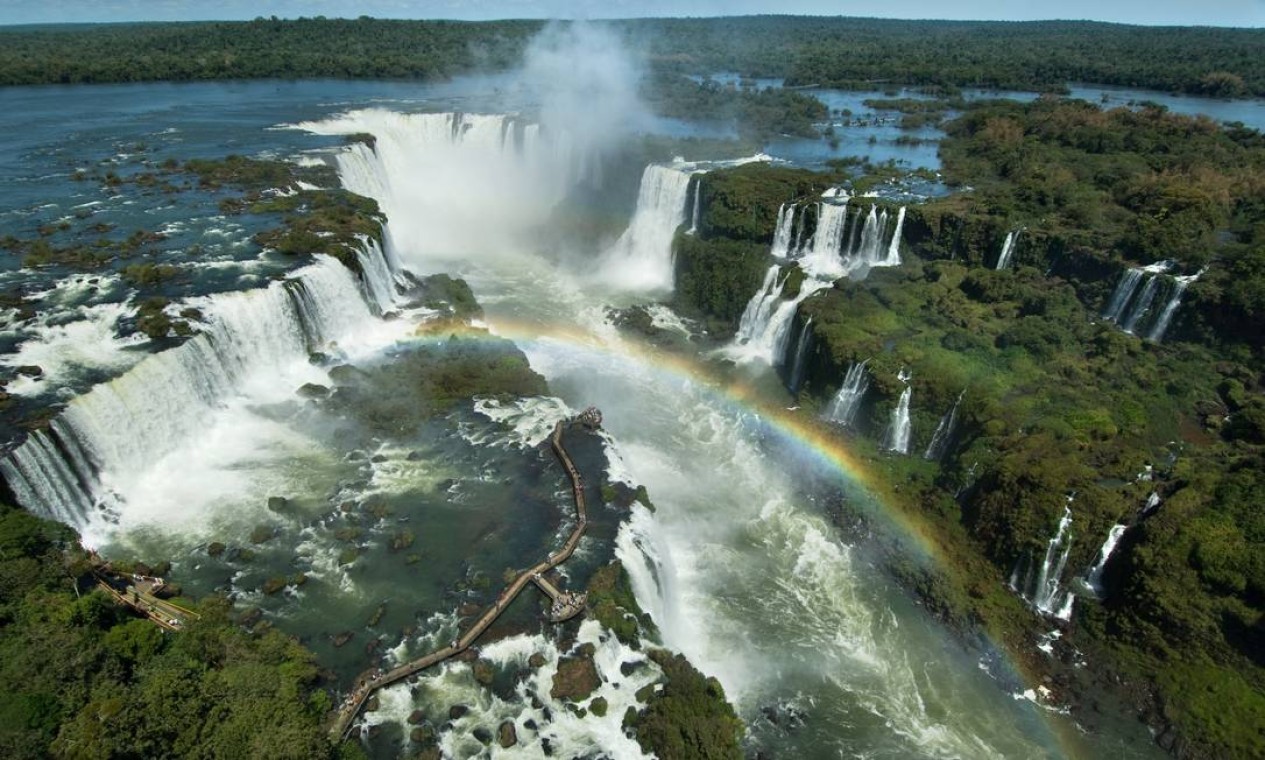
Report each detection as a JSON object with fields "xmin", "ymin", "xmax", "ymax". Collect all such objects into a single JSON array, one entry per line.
[
  {"xmin": 885, "ymin": 206, "xmax": 906, "ymax": 267},
  {"xmin": 923, "ymin": 391, "xmax": 963, "ymax": 461},
  {"xmin": 600, "ymin": 164, "xmax": 695, "ymax": 292},
  {"xmin": 729, "ymin": 199, "xmax": 904, "ymax": 368},
  {"xmin": 884, "ymin": 374, "xmax": 913, "ymax": 455},
  {"xmin": 1011, "ymin": 501, "xmax": 1075, "ymax": 621},
  {"xmin": 787, "ymin": 316, "xmax": 813, "ymax": 394},
  {"xmin": 1120, "ymin": 275, "xmax": 1160, "ymax": 334},
  {"xmin": 306, "ymin": 103, "xmax": 1074, "ymax": 758},
  {"xmin": 771, "ymin": 204, "xmax": 797, "ymax": 259},
  {"xmin": 299, "ymin": 110, "xmax": 590, "ymax": 269},
  {"xmin": 800, "ymin": 202, "xmax": 850, "ymax": 279},
  {"xmin": 687, "ymin": 177, "xmax": 701, "ymax": 235},
  {"xmin": 1146, "ymin": 269, "xmax": 1203, "ymax": 342},
  {"xmin": 824, "ymin": 360, "xmax": 870, "ymax": 427},
  {"xmin": 1103, "ymin": 259, "xmax": 1176, "ymax": 333},
  {"xmin": 1082, "ymin": 524, "xmax": 1128, "ymax": 598},
  {"xmin": 0, "ymin": 252, "xmax": 391, "ymax": 539},
  {"xmin": 1103, "ymin": 268, "xmax": 1143, "ymax": 322},
  {"xmin": 800, "ymin": 202, "xmax": 906, "ymax": 280},
  {"xmin": 995, "ymin": 231, "xmax": 1019, "ymax": 270}
]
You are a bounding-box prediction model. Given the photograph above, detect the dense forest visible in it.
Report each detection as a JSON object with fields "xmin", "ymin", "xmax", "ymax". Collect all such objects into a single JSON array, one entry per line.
[
  {"xmin": 672, "ymin": 98, "xmax": 1265, "ymax": 758},
  {"xmin": 1, "ymin": 16, "xmax": 1263, "ymax": 98}
]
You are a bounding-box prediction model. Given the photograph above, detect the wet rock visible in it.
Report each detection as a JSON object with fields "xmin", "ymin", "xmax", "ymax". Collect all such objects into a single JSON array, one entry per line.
[
  {"xmin": 366, "ymin": 723, "xmax": 382, "ymax": 739},
  {"xmin": 249, "ymin": 524, "xmax": 274, "ymax": 544},
  {"xmin": 473, "ymin": 727, "xmax": 492, "ymax": 745},
  {"xmin": 551, "ymin": 652, "xmax": 600, "ymax": 702},
  {"xmin": 448, "ymin": 704, "xmax": 469, "ymax": 721},
  {"xmin": 457, "ymin": 603, "xmax": 481, "ymax": 617},
  {"xmin": 260, "ymin": 576, "xmax": 287, "ymax": 595},
  {"xmin": 15, "ymin": 365, "xmax": 43, "ymax": 378},
  {"xmin": 406, "ymin": 450, "xmax": 424, "ymax": 461},
  {"xmin": 619, "ymin": 660, "xmax": 646, "ymax": 677},
  {"xmin": 498, "ymin": 720, "xmax": 517, "ymax": 748},
  {"xmin": 473, "ymin": 659, "xmax": 495, "ymax": 686},
  {"xmin": 407, "ymin": 709, "xmax": 427, "ymax": 725},
  {"xmin": 308, "ymin": 351, "xmax": 330, "ymax": 366},
  {"xmin": 370, "ymin": 453, "xmax": 387, "ymax": 463},
  {"xmin": 365, "ymin": 695, "xmax": 380, "ymax": 713},
  {"xmin": 296, "ymin": 383, "xmax": 329, "ymax": 399},
  {"xmin": 366, "ymin": 603, "xmax": 386, "ymax": 627},
  {"xmin": 332, "ymin": 631, "xmax": 355, "ymax": 648},
  {"xmin": 266, "ymin": 496, "xmax": 290, "ymax": 514},
  {"xmin": 413, "ymin": 748, "xmax": 440, "ymax": 760},
  {"xmin": 529, "ymin": 653, "xmax": 547, "ymax": 669},
  {"xmin": 523, "ymin": 718, "xmax": 538, "ymax": 732},
  {"xmin": 409, "ymin": 724, "xmax": 435, "ymax": 743},
  {"xmin": 541, "ymin": 737, "xmax": 554, "ymax": 756}
]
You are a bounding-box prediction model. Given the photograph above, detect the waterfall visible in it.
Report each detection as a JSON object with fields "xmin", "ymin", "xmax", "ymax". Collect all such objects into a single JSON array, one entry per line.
[
  {"xmin": 885, "ymin": 206, "xmax": 906, "ymax": 267},
  {"xmin": 727, "ymin": 276, "xmax": 827, "ymax": 366},
  {"xmin": 771, "ymin": 204, "xmax": 796, "ymax": 259},
  {"xmin": 1103, "ymin": 259, "xmax": 1177, "ymax": 331},
  {"xmin": 788, "ymin": 317, "xmax": 813, "ymax": 393},
  {"xmin": 601, "ymin": 164, "xmax": 694, "ymax": 292},
  {"xmin": 800, "ymin": 202, "xmax": 850, "ymax": 279},
  {"xmin": 1146, "ymin": 270, "xmax": 1203, "ymax": 343},
  {"xmin": 884, "ymin": 377, "xmax": 913, "ymax": 455},
  {"xmin": 734, "ymin": 265, "xmax": 786, "ymax": 343},
  {"xmin": 799, "ymin": 202, "xmax": 906, "ymax": 280},
  {"xmin": 299, "ymin": 110, "xmax": 589, "ymax": 270},
  {"xmin": 995, "ymin": 231, "xmax": 1018, "ymax": 270},
  {"xmin": 1012, "ymin": 502, "xmax": 1075, "ymax": 621},
  {"xmin": 824, "ymin": 360, "xmax": 870, "ymax": 427},
  {"xmin": 1102, "ymin": 268, "xmax": 1144, "ymax": 322},
  {"xmin": 0, "ymin": 252, "xmax": 384, "ymax": 534},
  {"xmin": 1142, "ymin": 492, "xmax": 1161, "ymax": 515},
  {"xmin": 686, "ymin": 177, "xmax": 701, "ymax": 236},
  {"xmin": 1082, "ymin": 524, "xmax": 1128, "ymax": 598},
  {"xmin": 923, "ymin": 391, "xmax": 963, "ymax": 461},
  {"xmin": 1120, "ymin": 275, "xmax": 1160, "ymax": 334}
]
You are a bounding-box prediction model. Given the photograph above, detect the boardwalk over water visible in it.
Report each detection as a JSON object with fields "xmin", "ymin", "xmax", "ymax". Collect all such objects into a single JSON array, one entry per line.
[
  {"xmin": 94, "ymin": 572, "xmax": 201, "ymax": 632},
  {"xmin": 329, "ymin": 417, "xmax": 592, "ymax": 741}
]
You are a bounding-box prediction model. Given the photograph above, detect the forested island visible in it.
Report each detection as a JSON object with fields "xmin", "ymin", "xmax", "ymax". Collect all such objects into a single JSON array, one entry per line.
[{"xmin": 0, "ymin": 13, "xmax": 1263, "ymax": 760}]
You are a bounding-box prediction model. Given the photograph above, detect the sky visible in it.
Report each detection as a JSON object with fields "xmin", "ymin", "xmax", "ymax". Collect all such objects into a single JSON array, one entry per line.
[{"xmin": 0, "ymin": 0, "xmax": 1262, "ymax": 28}]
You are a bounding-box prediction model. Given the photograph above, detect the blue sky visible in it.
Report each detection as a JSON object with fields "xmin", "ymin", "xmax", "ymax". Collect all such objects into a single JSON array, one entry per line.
[{"xmin": 0, "ymin": 0, "xmax": 1262, "ymax": 27}]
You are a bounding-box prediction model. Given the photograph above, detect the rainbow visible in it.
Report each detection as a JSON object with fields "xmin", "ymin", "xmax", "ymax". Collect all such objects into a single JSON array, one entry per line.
[
  {"xmin": 406, "ymin": 316, "xmax": 943, "ymax": 565},
  {"xmin": 384, "ymin": 314, "xmax": 1083, "ymax": 756}
]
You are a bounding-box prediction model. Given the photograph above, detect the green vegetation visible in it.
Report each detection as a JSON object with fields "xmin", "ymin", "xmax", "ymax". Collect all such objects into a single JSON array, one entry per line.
[
  {"xmin": 325, "ymin": 327, "xmax": 547, "ymax": 435},
  {"xmin": 0, "ymin": 502, "xmax": 335, "ymax": 758},
  {"xmin": 629, "ymin": 649, "xmax": 743, "ymax": 760},
  {"xmin": 585, "ymin": 561, "xmax": 655, "ymax": 646},
  {"xmin": 644, "ymin": 72, "xmax": 827, "ymax": 140},
  {"xmin": 3, "ymin": 17, "xmax": 1261, "ymax": 100},
  {"xmin": 676, "ymin": 97, "xmax": 1265, "ymax": 757}
]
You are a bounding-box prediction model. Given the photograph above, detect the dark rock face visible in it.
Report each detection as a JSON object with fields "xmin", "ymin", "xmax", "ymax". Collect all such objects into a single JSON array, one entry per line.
[{"xmin": 448, "ymin": 704, "xmax": 469, "ymax": 721}]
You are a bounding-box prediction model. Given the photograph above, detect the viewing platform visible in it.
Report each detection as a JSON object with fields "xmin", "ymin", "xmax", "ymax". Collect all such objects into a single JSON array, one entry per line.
[{"xmin": 328, "ymin": 411, "xmax": 599, "ymax": 742}]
